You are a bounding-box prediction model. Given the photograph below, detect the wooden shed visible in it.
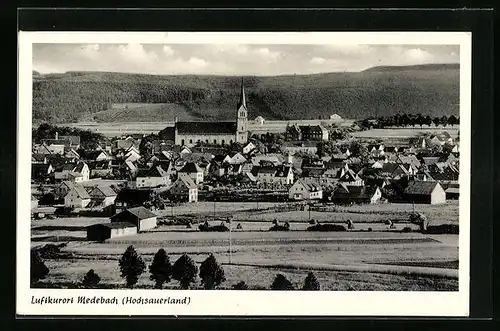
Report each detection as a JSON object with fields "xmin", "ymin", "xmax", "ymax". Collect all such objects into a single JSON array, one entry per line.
[
  {"xmin": 110, "ymin": 206, "xmax": 157, "ymax": 232},
  {"xmin": 87, "ymin": 222, "xmax": 137, "ymax": 242},
  {"xmin": 403, "ymin": 181, "xmax": 446, "ymax": 205}
]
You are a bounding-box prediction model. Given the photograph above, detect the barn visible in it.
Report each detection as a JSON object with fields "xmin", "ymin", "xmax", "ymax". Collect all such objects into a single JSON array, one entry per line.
[
  {"xmin": 87, "ymin": 222, "xmax": 137, "ymax": 242},
  {"xmin": 110, "ymin": 206, "xmax": 157, "ymax": 232},
  {"xmin": 403, "ymin": 181, "xmax": 446, "ymax": 205}
]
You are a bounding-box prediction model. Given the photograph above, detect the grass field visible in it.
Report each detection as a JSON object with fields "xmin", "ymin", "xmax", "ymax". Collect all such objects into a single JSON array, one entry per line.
[
  {"xmin": 89, "ymin": 103, "xmax": 200, "ymax": 122},
  {"xmin": 30, "ymin": 200, "xmax": 459, "ymax": 291}
]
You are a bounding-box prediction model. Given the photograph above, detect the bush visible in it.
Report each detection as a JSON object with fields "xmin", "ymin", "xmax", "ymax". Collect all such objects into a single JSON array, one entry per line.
[
  {"xmin": 268, "ymin": 225, "xmax": 290, "ymax": 231},
  {"xmin": 425, "ymin": 224, "xmax": 459, "ymax": 234},
  {"xmin": 401, "ymin": 227, "xmax": 413, "ymax": 233},
  {"xmin": 31, "ymin": 249, "xmax": 49, "ymax": 284},
  {"xmin": 367, "ymin": 227, "xmax": 373, "ymax": 232},
  {"xmin": 302, "ymin": 272, "xmax": 321, "ymax": 291},
  {"xmin": 82, "ymin": 269, "xmax": 101, "ymax": 288},
  {"xmin": 149, "ymin": 248, "xmax": 173, "ymax": 289},
  {"xmin": 199, "ymin": 254, "xmax": 226, "ymax": 290},
  {"xmin": 232, "ymin": 281, "xmax": 249, "ymax": 290},
  {"xmin": 118, "ymin": 245, "xmax": 146, "ymax": 288},
  {"xmin": 172, "ymin": 254, "xmax": 199, "ymax": 289},
  {"xmin": 307, "ymin": 224, "xmax": 346, "ymax": 232},
  {"xmin": 270, "ymin": 274, "xmax": 295, "ymax": 290}
]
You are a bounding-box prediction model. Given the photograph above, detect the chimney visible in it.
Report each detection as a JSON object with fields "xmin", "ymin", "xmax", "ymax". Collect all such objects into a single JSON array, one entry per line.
[
  {"xmin": 55, "ymin": 132, "xmax": 58, "ymax": 140},
  {"xmin": 174, "ymin": 116, "xmax": 179, "ymax": 123}
]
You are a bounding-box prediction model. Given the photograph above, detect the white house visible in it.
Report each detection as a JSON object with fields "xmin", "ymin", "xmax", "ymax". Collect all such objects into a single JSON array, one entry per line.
[
  {"xmin": 170, "ymin": 175, "xmax": 198, "ymax": 202},
  {"xmin": 288, "ymin": 179, "xmax": 323, "ymax": 201},
  {"xmin": 87, "ymin": 185, "xmax": 117, "ymax": 207},
  {"xmin": 242, "ymin": 142, "xmax": 257, "ymax": 155},
  {"xmin": 64, "ymin": 184, "xmax": 91, "ymax": 208},
  {"xmin": 54, "ymin": 161, "xmax": 90, "ymax": 182},
  {"xmin": 254, "ymin": 116, "xmax": 265, "ymax": 125},
  {"xmin": 135, "ymin": 165, "xmax": 171, "ymax": 188},
  {"xmin": 229, "ymin": 152, "xmax": 247, "ymax": 165},
  {"xmin": 110, "ymin": 206, "xmax": 157, "ymax": 232},
  {"xmin": 124, "ymin": 148, "xmax": 141, "ymax": 163},
  {"xmin": 178, "ymin": 162, "xmax": 204, "ymax": 184}
]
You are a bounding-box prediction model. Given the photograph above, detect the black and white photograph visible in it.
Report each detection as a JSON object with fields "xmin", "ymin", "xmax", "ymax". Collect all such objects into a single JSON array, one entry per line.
[{"xmin": 17, "ymin": 32, "xmax": 471, "ymax": 316}]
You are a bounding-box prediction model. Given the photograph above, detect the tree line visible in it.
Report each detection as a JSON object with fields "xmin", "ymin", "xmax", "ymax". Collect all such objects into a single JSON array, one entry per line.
[
  {"xmin": 31, "ymin": 245, "xmax": 320, "ymax": 290},
  {"xmin": 361, "ymin": 114, "xmax": 459, "ymax": 129},
  {"xmin": 32, "ymin": 123, "xmax": 108, "ymax": 150}
]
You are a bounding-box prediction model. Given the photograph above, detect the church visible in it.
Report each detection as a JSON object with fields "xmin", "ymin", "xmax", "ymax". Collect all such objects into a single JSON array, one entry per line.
[{"xmin": 174, "ymin": 79, "xmax": 249, "ymax": 147}]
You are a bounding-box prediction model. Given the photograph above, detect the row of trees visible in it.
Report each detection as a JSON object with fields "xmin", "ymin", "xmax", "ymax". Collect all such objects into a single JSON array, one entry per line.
[
  {"xmin": 31, "ymin": 246, "xmax": 321, "ymax": 290},
  {"xmin": 32, "ymin": 123, "xmax": 108, "ymax": 150},
  {"xmin": 362, "ymin": 114, "xmax": 459, "ymax": 129}
]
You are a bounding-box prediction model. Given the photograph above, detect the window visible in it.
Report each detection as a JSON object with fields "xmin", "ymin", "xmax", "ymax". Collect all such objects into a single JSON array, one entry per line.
[
  {"xmin": 181, "ymin": 139, "xmax": 185, "ymax": 145},
  {"xmin": 206, "ymin": 139, "xmax": 209, "ymax": 143},
  {"xmin": 222, "ymin": 140, "xmax": 225, "ymax": 145},
  {"xmin": 230, "ymin": 139, "xmax": 233, "ymax": 144},
  {"xmin": 189, "ymin": 139, "xmax": 193, "ymax": 144},
  {"xmin": 214, "ymin": 139, "xmax": 217, "ymax": 144}
]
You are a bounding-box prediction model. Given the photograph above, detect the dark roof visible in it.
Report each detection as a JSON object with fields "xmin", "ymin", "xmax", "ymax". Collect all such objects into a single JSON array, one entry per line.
[
  {"xmin": 71, "ymin": 184, "xmax": 91, "ymax": 199},
  {"xmin": 81, "ymin": 150, "xmax": 107, "ymax": 160},
  {"xmin": 302, "ymin": 168, "xmax": 326, "ymax": 178},
  {"xmin": 258, "ymin": 166, "xmax": 277, "ymax": 174},
  {"xmin": 333, "ymin": 184, "xmax": 380, "ymax": 200},
  {"xmin": 422, "ymin": 157, "xmax": 440, "ymax": 166},
  {"xmin": 136, "ymin": 165, "xmax": 168, "ymax": 178},
  {"xmin": 87, "ymin": 222, "xmax": 136, "ymax": 230},
  {"xmin": 298, "ymin": 125, "xmax": 322, "ymax": 134},
  {"xmin": 275, "ymin": 166, "xmax": 292, "ymax": 177},
  {"xmin": 177, "ymin": 175, "xmax": 197, "ymax": 189},
  {"xmin": 176, "ymin": 121, "xmax": 237, "ymax": 134},
  {"xmin": 295, "ymin": 179, "xmax": 322, "ymax": 191},
  {"xmin": 74, "ymin": 162, "xmax": 87, "ymax": 173},
  {"xmin": 32, "ymin": 153, "xmax": 47, "ymax": 162},
  {"xmin": 116, "ymin": 188, "xmax": 152, "ymax": 205},
  {"xmin": 178, "ymin": 162, "xmax": 203, "ymax": 173},
  {"xmin": 44, "ymin": 139, "xmax": 71, "ymax": 147},
  {"xmin": 89, "ymin": 185, "xmax": 117, "ymax": 197},
  {"xmin": 111, "ymin": 206, "xmax": 157, "ymax": 221},
  {"xmin": 404, "ymin": 181, "xmax": 441, "ymax": 195}
]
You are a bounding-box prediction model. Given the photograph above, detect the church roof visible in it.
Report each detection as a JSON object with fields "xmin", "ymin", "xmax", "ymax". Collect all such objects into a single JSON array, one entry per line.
[
  {"xmin": 176, "ymin": 121, "xmax": 237, "ymax": 134},
  {"xmin": 237, "ymin": 78, "xmax": 247, "ymax": 110}
]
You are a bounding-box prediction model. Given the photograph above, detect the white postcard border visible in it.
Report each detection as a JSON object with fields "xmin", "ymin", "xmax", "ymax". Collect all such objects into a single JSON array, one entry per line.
[{"xmin": 17, "ymin": 31, "xmax": 471, "ymax": 316}]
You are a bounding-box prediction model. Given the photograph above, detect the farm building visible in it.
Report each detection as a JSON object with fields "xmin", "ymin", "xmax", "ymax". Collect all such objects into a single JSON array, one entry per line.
[
  {"xmin": 87, "ymin": 222, "xmax": 137, "ymax": 242},
  {"xmin": 403, "ymin": 181, "xmax": 446, "ymax": 205},
  {"xmin": 288, "ymin": 179, "xmax": 323, "ymax": 201},
  {"xmin": 110, "ymin": 206, "xmax": 157, "ymax": 232},
  {"xmin": 64, "ymin": 184, "xmax": 91, "ymax": 208},
  {"xmin": 331, "ymin": 184, "xmax": 382, "ymax": 205}
]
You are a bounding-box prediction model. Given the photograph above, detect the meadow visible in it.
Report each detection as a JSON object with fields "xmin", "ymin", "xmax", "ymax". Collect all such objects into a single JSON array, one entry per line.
[{"xmin": 351, "ymin": 127, "xmax": 460, "ymax": 139}]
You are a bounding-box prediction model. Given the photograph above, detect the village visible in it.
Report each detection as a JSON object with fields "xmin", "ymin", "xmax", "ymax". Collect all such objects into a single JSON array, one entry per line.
[{"xmin": 30, "ymin": 80, "xmax": 460, "ymax": 290}]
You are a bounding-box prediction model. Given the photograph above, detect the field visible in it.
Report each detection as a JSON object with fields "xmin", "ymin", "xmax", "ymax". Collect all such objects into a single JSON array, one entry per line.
[
  {"xmin": 87, "ymin": 103, "xmax": 200, "ymax": 123},
  {"xmin": 31, "ymin": 201, "xmax": 459, "ymax": 291}
]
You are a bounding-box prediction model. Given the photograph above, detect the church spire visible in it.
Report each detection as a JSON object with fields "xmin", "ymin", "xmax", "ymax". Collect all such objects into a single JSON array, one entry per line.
[{"xmin": 237, "ymin": 77, "xmax": 247, "ymax": 110}]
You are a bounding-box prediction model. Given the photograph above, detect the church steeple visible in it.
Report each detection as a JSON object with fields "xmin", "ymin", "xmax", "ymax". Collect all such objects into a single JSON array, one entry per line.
[{"xmin": 237, "ymin": 78, "xmax": 247, "ymax": 110}]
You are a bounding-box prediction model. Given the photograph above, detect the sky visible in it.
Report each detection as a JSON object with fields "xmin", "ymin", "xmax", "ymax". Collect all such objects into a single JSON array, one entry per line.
[{"xmin": 32, "ymin": 43, "xmax": 460, "ymax": 76}]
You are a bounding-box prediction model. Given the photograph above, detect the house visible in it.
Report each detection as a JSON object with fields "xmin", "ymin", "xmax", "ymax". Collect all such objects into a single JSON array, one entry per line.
[
  {"xmin": 31, "ymin": 153, "xmax": 48, "ymax": 164},
  {"xmin": 124, "ymin": 148, "xmax": 141, "ymax": 163},
  {"xmin": 116, "ymin": 137, "xmax": 140, "ymax": 151},
  {"xmin": 254, "ymin": 116, "xmax": 265, "ymax": 125},
  {"xmin": 54, "ymin": 161, "xmax": 90, "ymax": 182},
  {"xmin": 135, "ymin": 165, "xmax": 171, "ymax": 188},
  {"xmin": 169, "ymin": 175, "xmax": 198, "ymax": 202},
  {"xmin": 87, "ymin": 222, "xmax": 137, "ymax": 242},
  {"xmin": 115, "ymin": 188, "xmax": 154, "ymax": 211},
  {"xmin": 330, "ymin": 114, "xmax": 342, "ymax": 120},
  {"xmin": 274, "ymin": 165, "xmax": 294, "ymax": 185},
  {"xmin": 64, "ymin": 149, "xmax": 81, "ymax": 162},
  {"xmin": 59, "ymin": 135, "xmax": 81, "ymax": 149},
  {"xmin": 299, "ymin": 125, "xmax": 325, "ymax": 141},
  {"xmin": 379, "ymin": 163, "xmax": 411, "ymax": 179},
  {"xmin": 331, "ymin": 184, "xmax": 382, "ymax": 205},
  {"xmin": 403, "ymin": 181, "xmax": 446, "ymax": 205},
  {"xmin": 87, "ymin": 185, "xmax": 117, "ymax": 207},
  {"xmin": 31, "ymin": 163, "xmax": 54, "ymax": 181},
  {"xmin": 443, "ymin": 183, "xmax": 459, "ymax": 200},
  {"xmin": 178, "ymin": 162, "xmax": 204, "ymax": 184},
  {"xmin": 254, "ymin": 166, "xmax": 278, "ymax": 184},
  {"xmin": 288, "ymin": 179, "xmax": 323, "ymax": 201},
  {"xmin": 285, "ymin": 124, "xmax": 302, "ymax": 141},
  {"xmin": 242, "ymin": 141, "xmax": 257, "ymax": 155},
  {"xmin": 82, "ymin": 150, "xmax": 108, "ymax": 162},
  {"xmin": 229, "ymin": 152, "xmax": 247, "ymax": 165},
  {"xmin": 338, "ymin": 168, "xmax": 364, "ymax": 186},
  {"xmin": 281, "ymin": 141, "xmax": 318, "ymax": 155},
  {"xmin": 64, "ymin": 184, "xmax": 91, "ymax": 208},
  {"xmin": 397, "ymin": 155, "xmax": 421, "ymax": 168},
  {"xmin": 110, "ymin": 206, "xmax": 157, "ymax": 232},
  {"xmin": 251, "ymin": 154, "xmax": 284, "ymax": 166}
]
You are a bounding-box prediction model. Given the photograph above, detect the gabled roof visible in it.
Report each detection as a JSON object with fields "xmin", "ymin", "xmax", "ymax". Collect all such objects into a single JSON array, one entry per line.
[
  {"xmin": 404, "ymin": 181, "xmax": 442, "ymax": 195},
  {"xmin": 302, "ymin": 168, "xmax": 326, "ymax": 178},
  {"xmin": 136, "ymin": 165, "xmax": 168, "ymax": 178},
  {"xmin": 176, "ymin": 121, "xmax": 237, "ymax": 134},
  {"xmin": 295, "ymin": 178, "xmax": 322, "ymax": 191},
  {"xmin": 88, "ymin": 222, "xmax": 137, "ymax": 230},
  {"xmin": 333, "ymin": 184, "xmax": 380, "ymax": 200},
  {"xmin": 176, "ymin": 175, "xmax": 197, "ymax": 189},
  {"xmin": 178, "ymin": 162, "xmax": 203, "ymax": 173},
  {"xmin": 74, "ymin": 161, "xmax": 87, "ymax": 173},
  {"xmin": 89, "ymin": 185, "xmax": 117, "ymax": 197},
  {"xmin": 257, "ymin": 166, "xmax": 277, "ymax": 175},
  {"xmin": 70, "ymin": 184, "xmax": 91, "ymax": 199},
  {"xmin": 422, "ymin": 157, "xmax": 441, "ymax": 166},
  {"xmin": 111, "ymin": 206, "xmax": 157, "ymax": 220}
]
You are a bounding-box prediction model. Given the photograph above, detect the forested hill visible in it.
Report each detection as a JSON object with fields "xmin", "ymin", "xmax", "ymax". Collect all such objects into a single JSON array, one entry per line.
[{"xmin": 32, "ymin": 64, "xmax": 459, "ymax": 124}]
